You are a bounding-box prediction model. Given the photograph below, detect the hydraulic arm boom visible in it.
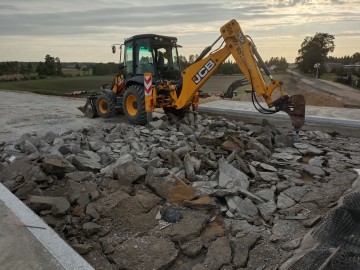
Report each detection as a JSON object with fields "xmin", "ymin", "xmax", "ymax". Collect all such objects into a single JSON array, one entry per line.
[{"xmin": 177, "ymin": 19, "xmax": 305, "ymax": 131}]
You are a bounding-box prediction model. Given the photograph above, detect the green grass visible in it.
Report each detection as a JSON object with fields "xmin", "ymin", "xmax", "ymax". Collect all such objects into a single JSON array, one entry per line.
[
  {"xmin": 62, "ymin": 68, "xmax": 93, "ymax": 76},
  {"xmin": 319, "ymin": 73, "xmax": 337, "ymax": 82},
  {"xmin": 300, "ymin": 72, "xmax": 337, "ymax": 82},
  {"xmin": 0, "ymin": 73, "xmax": 286, "ymax": 96},
  {"xmin": 0, "ymin": 75, "xmax": 115, "ymax": 95}
]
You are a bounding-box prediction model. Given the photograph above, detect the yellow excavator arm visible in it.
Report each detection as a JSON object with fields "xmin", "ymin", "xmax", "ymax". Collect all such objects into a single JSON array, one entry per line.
[{"xmin": 177, "ymin": 19, "xmax": 305, "ymax": 131}]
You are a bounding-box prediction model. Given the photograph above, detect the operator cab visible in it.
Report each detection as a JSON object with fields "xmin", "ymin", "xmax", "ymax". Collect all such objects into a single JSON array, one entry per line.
[{"xmin": 121, "ymin": 34, "xmax": 182, "ymax": 82}]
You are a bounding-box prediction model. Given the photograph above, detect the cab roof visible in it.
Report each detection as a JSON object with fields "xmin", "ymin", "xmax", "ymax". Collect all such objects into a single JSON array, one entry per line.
[{"xmin": 125, "ymin": 34, "xmax": 178, "ymax": 45}]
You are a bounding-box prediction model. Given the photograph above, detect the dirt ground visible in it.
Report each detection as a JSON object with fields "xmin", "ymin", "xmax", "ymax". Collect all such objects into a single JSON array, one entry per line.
[
  {"xmin": 269, "ymin": 75, "xmax": 356, "ymax": 107},
  {"xmin": 200, "ymin": 74, "xmax": 358, "ymax": 108}
]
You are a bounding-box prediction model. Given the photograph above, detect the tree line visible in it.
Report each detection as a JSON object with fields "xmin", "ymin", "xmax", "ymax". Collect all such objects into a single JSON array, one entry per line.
[
  {"xmin": 328, "ymin": 53, "xmax": 360, "ymax": 65},
  {"xmin": 2, "ymin": 35, "xmax": 359, "ymax": 80},
  {"xmin": 0, "ymin": 61, "xmax": 33, "ymax": 76},
  {"xmin": 0, "ymin": 53, "xmax": 289, "ymax": 78}
]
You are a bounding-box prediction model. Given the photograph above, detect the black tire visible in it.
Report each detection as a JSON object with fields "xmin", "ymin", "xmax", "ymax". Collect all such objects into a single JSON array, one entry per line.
[
  {"xmin": 163, "ymin": 106, "xmax": 190, "ymax": 119},
  {"xmin": 123, "ymin": 85, "xmax": 146, "ymax": 125},
  {"xmin": 96, "ymin": 91, "xmax": 116, "ymax": 118}
]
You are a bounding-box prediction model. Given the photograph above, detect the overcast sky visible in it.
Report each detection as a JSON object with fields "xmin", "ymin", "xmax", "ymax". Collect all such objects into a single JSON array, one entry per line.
[{"xmin": 0, "ymin": 0, "xmax": 359, "ymax": 63}]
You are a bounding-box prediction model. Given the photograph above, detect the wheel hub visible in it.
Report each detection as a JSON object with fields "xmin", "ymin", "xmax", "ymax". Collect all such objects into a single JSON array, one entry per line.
[
  {"xmin": 126, "ymin": 95, "xmax": 138, "ymax": 116},
  {"xmin": 98, "ymin": 99, "xmax": 108, "ymax": 114}
]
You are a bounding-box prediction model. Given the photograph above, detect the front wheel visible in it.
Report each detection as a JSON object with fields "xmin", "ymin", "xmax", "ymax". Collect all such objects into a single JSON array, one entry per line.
[
  {"xmin": 97, "ymin": 91, "xmax": 116, "ymax": 118},
  {"xmin": 123, "ymin": 85, "xmax": 147, "ymax": 125}
]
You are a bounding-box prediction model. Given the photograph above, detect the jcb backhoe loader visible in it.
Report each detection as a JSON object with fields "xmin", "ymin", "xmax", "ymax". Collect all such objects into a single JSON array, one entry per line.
[{"xmin": 79, "ymin": 19, "xmax": 305, "ymax": 132}]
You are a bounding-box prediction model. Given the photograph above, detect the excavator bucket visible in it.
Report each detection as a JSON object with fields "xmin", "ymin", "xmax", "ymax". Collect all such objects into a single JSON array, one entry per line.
[
  {"xmin": 272, "ymin": 95, "xmax": 306, "ymax": 131},
  {"xmin": 78, "ymin": 95, "xmax": 98, "ymax": 118}
]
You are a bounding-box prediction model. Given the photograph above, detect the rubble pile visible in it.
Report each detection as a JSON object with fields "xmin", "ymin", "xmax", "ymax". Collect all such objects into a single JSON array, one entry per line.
[{"xmin": 0, "ymin": 112, "xmax": 359, "ymax": 270}]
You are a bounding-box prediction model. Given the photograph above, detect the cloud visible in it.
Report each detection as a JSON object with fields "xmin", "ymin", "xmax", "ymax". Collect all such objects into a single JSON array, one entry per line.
[
  {"xmin": 333, "ymin": 31, "xmax": 360, "ymax": 37},
  {"xmin": 0, "ymin": 0, "xmax": 359, "ymax": 62},
  {"xmin": 0, "ymin": 4, "xmax": 19, "ymax": 10},
  {"xmin": 1, "ymin": 1, "xmax": 356, "ymax": 37},
  {"xmin": 274, "ymin": 0, "xmax": 311, "ymax": 6},
  {"xmin": 0, "ymin": 3, "xmax": 274, "ymax": 36}
]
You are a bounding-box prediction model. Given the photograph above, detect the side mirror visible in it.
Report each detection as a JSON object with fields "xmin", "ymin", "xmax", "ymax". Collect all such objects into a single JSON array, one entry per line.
[{"xmin": 112, "ymin": 45, "xmax": 116, "ymax": 54}]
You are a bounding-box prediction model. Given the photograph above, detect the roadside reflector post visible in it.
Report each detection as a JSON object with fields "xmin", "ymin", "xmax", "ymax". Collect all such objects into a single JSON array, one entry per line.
[{"xmin": 144, "ymin": 72, "xmax": 154, "ymax": 125}]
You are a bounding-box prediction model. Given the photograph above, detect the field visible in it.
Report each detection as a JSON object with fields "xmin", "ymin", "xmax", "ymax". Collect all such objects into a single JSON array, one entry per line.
[
  {"xmin": 62, "ymin": 68, "xmax": 93, "ymax": 76},
  {"xmin": 0, "ymin": 73, "xmax": 282, "ymax": 96},
  {"xmin": 0, "ymin": 75, "xmax": 114, "ymax": 95}
]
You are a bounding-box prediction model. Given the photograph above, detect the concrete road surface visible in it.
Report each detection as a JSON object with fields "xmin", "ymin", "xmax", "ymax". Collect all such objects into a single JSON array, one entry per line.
[{"xmin": 0, "ymin": 90, "xmax": 126, "ymax": 143}]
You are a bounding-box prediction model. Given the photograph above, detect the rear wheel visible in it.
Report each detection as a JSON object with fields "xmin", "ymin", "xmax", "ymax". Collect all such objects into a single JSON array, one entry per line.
[
  {"xmin": 97, "ymin": 91, "xmax": 116, "ymax": 118},
  {"xmin": 123, "ymin": 85, "xmax": 146, "ymax": 125}
]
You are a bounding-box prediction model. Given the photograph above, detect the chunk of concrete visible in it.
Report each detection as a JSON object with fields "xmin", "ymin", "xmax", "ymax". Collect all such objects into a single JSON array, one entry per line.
[
  {"xmin": 113, "ymin": 160, "xmax": 146, "ymax": 186},
  {"xmin": 145, "ymin": 167, "xmax": 176, "ymax": 199},
  {"xmin": 277, "ymin": 193, "xmax": 296, "ymax": 209},
  {"xmin": 42, "ymin": 155, "xmax": 76, "ymax": 177},
  {"xmin": 110, "ymin": 236, "xmax": 178, "ymax": 270},
  {"xmin": 219, "ymin": 159, "xmax": 249, "ymax": 190},
  {"xmin": 203, "ymin": 237, "xmax": 232, "ymax": 270},
  {"xmin": 232, "ymin": 234, "xmax": 260, "ymax": 268},
  {"xmin": 100, "ymin": 154, "xmax": 133, "ymax": 177}
]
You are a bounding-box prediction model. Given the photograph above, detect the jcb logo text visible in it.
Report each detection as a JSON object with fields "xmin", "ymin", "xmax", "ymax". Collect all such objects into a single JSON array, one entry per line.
[{"xmin": 193, "ymin": 60, "xmax": 215, "ymax": 84}]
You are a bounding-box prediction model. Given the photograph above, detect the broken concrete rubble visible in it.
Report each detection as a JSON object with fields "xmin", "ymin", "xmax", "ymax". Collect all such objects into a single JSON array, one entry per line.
[
  {"xmin": 110, "ymin": 235, "xmax": 178, "ymax": 270},
  {"xmin": 0, "ymin": 111, "xmax": 359, "ymax": 270},
  {"xmin": 112, "ymin": 160, "xmax": 146, "ymax": 185}
]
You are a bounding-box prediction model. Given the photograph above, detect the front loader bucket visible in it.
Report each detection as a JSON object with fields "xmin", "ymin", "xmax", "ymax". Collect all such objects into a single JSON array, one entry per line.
[
  {"xmin": 78, "ymin": 95, "xmax": 98, "ymax": 118},
  {"xmin": 272, "ymin": 95, "xmax": 306, "ymax": 131}
]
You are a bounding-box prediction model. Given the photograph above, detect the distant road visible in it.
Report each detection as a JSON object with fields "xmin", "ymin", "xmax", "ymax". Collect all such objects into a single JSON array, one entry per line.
[{"xmin": 289, "ymin": 71, "xmax": 360, "ymax": 103}]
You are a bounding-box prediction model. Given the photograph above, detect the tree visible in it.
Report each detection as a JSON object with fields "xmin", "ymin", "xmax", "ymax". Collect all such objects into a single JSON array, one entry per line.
[
  {"xmin": 265, "ymin": 57, "xmax": 289, "ymax": 72},
  {"xmin": 216, "ymin": 60, "xmax": 241, "ymax": 75},
  {"xmin": 26, "ymin": 63, "xmax": 33, "ymax": 74},
  {"xmin": 188, "ymin": 55, "xmax": 196, "ymax": 65},
  {"xmin": 35, "ymin": 62, "xmax": 46, "ymax": 75},
  {"xmin": 177, "ymin": 55, "xmax": 188, "ymax": 70},
  {"xmin": 44, "ymin": 54, "xmax": 56, "ymax": 75},
  {"xmin": 75, "ymin": 63, "xmax": 81, "ymax": 75},
  {"xmin": 36, "ymin": 55, "xmax": 62, "ymax": 76},
  {"xmin": 55, "ymin": 57, "xmax": 62, "ymax": 75},
  {"xmin": 82, "ymin": 66, "xmax": 90, "ymax": 76},
  {"xmin": 351, "ymin": 52, "xmax": 360, "ymax": 64},
  {"xmin": 295, "ymin": 33, "xmax": 335, "ymax": 76},
  {"xmin": 92, "ymin": 63, "xmax": 117, "ymax": 75},
  {"xmin": 0, "ymin": 61, "xmax": 20, "ymax": 75}
]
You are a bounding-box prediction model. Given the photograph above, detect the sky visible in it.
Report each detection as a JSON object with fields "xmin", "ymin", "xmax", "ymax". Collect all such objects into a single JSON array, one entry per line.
[{"xmin": 0, "ymin": 0, "xmax": 359, "ymax": 63}]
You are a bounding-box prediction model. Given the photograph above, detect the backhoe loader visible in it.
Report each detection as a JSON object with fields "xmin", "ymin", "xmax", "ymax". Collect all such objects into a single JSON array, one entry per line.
[{"xmin": 79, "ymin": 19, "xmax": 305, "ymax": 132}]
